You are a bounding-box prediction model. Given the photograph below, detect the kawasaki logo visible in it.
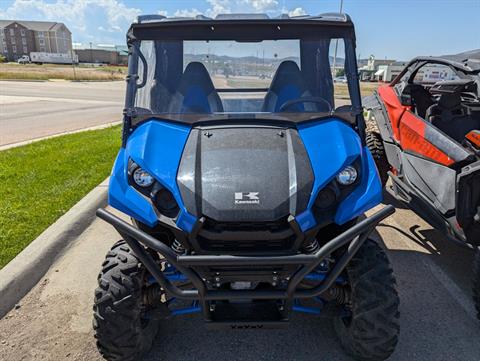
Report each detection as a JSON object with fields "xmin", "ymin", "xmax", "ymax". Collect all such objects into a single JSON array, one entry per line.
[{"xmin": 235, "ymin": 192, "xmax": 260, "ymax": 205}]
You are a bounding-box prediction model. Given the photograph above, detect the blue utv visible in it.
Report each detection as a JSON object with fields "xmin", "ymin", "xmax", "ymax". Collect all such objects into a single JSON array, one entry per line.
[{"xmin": 94, "ymin": 13, "xmax": 400, "ymax": 361}]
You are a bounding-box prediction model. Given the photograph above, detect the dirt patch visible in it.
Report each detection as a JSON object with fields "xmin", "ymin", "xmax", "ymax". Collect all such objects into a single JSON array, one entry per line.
[
  {"xmin": 0, "ymin": 279, "xmax": 101, "ymax": 361},
  {"xmin": 0, "ymin": 217, "xmax": 120, "ymax": 360},
  {"xmin": 0, "ymin": 63, "xmax": 126, "ymax": 81},
  {"xmin": 334, "ymin": 82, "xmax": 380, "ymax": 97}
]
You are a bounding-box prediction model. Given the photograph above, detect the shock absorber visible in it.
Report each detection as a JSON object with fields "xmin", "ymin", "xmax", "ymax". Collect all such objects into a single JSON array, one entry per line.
[
  {"xmin": 171, "ymin": 239, "xmax": 186, "ymax": 254},
  {"xmin": 324, "ymin": 285, "xmax": 351, "ymax": 305},
  {"xmin": 302, "ymin": 238, "xmax": 320, "ymax": 254}
]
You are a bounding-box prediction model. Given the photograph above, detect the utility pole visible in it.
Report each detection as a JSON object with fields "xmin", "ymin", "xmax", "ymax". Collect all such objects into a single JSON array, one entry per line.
[
  {"xmin": 89, "ymin": 41, "xmax": 93, "ymax": 64},
  {"xmin": 71, "ymin": 45, "xmax": 77, "ymax": 81},
  {"xmin": 332, "ymin": 0, "xmax": 344, "ymax": 77}
]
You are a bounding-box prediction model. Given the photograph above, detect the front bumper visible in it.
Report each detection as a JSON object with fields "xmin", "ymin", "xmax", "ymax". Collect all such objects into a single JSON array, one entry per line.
[{"xmin": 97, "ymin": 205, "xmax": 394, "ymax": 321}]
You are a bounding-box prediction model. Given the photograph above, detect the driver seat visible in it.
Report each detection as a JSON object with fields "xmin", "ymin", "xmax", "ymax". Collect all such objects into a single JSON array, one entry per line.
[
  {"xmin": 262, "ymin": 61, "xmax": 319, "ymax": 112},
  {"xmin": 425, "ymin": 92, "xmax": 477, "ymax": 143},
  {"xmin": 168, "ymin": 62, "xmax": 224, "ymax": 113}
]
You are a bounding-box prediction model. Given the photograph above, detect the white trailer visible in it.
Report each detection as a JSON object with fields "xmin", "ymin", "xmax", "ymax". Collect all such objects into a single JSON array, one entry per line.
[{"xmin": 30, "ymin": 52, "xmax": 78, "ymax": 64}]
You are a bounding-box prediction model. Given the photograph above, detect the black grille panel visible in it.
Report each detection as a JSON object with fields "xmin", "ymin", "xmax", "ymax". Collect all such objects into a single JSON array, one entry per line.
[{"xmin": 196, "ymin": 217, "xmax": 297, "ymax": 253}]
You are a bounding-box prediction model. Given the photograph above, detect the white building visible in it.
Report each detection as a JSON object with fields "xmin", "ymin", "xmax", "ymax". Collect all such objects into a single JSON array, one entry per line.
[
  {"xmin": 415, "ymin": 64, "xmax": 458, "ymax": 83},
  {"xmin": 375, "ymin": 62, "xmax": 408, "ymax": 82}
]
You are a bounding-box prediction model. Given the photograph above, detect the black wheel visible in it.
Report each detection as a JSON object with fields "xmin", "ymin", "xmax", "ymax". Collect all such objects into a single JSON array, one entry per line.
[
  {"xmin": 334, "ymin": 239, "xmax": 400, "ymax": 361},
  {"xmin": 366, "ymin": 131, "xmax": 390, "ymax": 187},
  {"xmin": 93, "ymin": 240, "xmax": 161, "ymax": 361},
  {"xmin": 473, "ymin": 248, "xmax": 480, "ymax": 320}
]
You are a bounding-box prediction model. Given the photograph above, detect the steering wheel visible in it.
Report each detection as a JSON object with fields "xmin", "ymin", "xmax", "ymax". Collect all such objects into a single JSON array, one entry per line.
[{"xmin": 279, "ymin": 96, "xmax": 332, "ymax": 112}]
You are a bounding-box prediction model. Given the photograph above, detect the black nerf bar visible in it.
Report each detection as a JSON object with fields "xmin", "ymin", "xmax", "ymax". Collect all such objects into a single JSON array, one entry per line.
[{"xmin": 96, "ymin": 205, "xmax": 395, "ymax": 301}]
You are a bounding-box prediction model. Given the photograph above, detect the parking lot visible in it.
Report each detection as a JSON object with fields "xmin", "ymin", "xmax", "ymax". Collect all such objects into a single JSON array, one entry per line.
[{"xmin": 1, "ymin": 193, "xmax": 479, "ymax": 361}]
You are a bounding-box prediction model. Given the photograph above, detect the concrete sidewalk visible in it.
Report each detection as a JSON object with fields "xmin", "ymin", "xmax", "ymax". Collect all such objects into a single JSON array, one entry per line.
[{"xmin": 1, "ymin": 201, "xmax": 479, "ymax": 361}]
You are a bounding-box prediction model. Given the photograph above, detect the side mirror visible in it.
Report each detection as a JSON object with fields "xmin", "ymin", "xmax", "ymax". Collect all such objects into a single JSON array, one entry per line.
[{"xmin": 400, "ymin": 84, "xmax": 413, "ymax": 106}]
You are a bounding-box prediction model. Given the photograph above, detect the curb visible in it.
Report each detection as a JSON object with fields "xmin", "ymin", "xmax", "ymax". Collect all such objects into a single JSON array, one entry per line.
[
  {"xmin": 0, "ymin": 79, "xmax": 48, "ymax": 82},
  {"xmin": 0, "ymin": 79, "xmax": 123, "ymax": 83},
  {"xmin": 0, "ymin": 178, "xmax": 109, "ymax": 318}
]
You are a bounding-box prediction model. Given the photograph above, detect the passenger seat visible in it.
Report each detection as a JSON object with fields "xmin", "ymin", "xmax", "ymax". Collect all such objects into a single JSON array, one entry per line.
[{"xmin": 426, "ymin": 93, "xmax": 479, "ymax": 143}]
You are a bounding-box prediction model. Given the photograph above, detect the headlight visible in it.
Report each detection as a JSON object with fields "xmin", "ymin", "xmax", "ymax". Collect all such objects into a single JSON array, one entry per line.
[
  {"xmin": 336, "ymin": 166, "xmax": 358, "ymax": 185},
  {"xmin": 315, "ymin": 187, "xmax": 338, "ymax": 209},
  {"xmin": 133, "ymin": 167, "xmax": 154, "ymax": 188},
  {"xmin": 153, "ymin": 188, "xmax": 179, "ymax": 217}
]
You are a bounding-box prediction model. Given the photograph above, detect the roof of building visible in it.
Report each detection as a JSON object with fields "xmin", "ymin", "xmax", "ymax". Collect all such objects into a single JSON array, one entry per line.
[
  {"xmin": 73, "ymin": 43, "xmax": 128, "ymax": 55},
  {"xmin": 0, "ymin": 20, "xmax": 70, "ymax": 33}
]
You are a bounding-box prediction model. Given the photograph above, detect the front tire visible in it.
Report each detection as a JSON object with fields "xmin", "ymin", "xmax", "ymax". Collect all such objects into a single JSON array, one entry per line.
[
  {"xmin": 366, "ymin": 131, "xmax": 390, "ymax": 187},
  {"xmin": 473, "ymin": 248, "xmax": 480, "ymax": 320},
  {"xmin": 93, "ymin": 240, "xmax": 160, "ymax": 361},
  {"xmin": 334, "ymin": 239, "xmax": 400, "ymax": 361}
]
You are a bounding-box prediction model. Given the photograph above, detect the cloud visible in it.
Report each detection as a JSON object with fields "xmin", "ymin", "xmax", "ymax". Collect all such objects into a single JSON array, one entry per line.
[
  {"xmin": 0, "ymin": 0, "xmax": 310, "ymax": 43},
  {"xmin": 178, "ymin": 0, "xmax": 295, "ymax": 18},
  {"xmin": 0, "ymin": 0, "xmax": 140, "ymax": 43},
  {"xmin": 287, "ymin": 7, "xmax": 307, "ymax": 17},
  {"xmin": 244, "ymin": 0, "xmax": 279, "ymax": 12},
  {"xmin": 174, "ymin": 8, "xmax": 202, "ymax": 17}
]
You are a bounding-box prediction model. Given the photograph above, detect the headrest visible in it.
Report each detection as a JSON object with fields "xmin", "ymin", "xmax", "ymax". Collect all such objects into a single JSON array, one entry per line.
[
  {"xmin": 177, "ymin": 62, "xmax": 215, "ymax": 95},
  {"xmin": 269, "ymin": 61, "xmax": 305, "ymax": 91},
  {"xmin": 437, "ymin": 92, "xmax": 461, "ymax": 110}
]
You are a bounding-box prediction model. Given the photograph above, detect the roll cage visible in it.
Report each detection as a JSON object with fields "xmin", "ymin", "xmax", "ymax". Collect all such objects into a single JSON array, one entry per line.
[{"xmin": 391, "ymin": 56, "xmax": 480, "ymax": 87}]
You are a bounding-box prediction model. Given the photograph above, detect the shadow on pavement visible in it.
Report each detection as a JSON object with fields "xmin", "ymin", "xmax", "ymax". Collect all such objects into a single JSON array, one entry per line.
[{"xmin": 144, "ymin": 199, "xmax": 480, "ymax": 361}]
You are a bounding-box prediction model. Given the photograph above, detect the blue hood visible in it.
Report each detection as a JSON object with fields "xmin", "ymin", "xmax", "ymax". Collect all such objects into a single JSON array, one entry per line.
[{"xmin": 108, "ymin": 118, "xmax": 382, "ymax": 233}]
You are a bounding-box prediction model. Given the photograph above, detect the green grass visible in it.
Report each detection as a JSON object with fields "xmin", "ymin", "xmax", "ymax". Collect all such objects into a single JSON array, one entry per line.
[
  {"xmin": 226, "ymin": 78, "xmax": 270, "ymax": 88},
  {"xmin": 0, "ymin": 126, "xmax": 121, "ymax": 268}
]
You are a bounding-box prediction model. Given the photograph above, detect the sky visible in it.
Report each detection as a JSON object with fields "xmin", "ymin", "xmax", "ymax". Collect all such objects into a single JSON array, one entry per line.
[{"xmin": 0, "ymin": 0, "xmax": 479, "ymax": 60}]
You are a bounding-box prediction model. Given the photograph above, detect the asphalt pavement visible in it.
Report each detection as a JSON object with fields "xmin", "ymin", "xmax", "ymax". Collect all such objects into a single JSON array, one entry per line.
[
  {"xmin": 0, "ymin": 194, "xmax": 479, "ymax": 361},
  {"xmin": 0, "ymin": 81, "xmax": 479, "ymax": 360},
  {"xmin": 0, "ymin": 80, "xmax": 352, "ymax": 148},
  {"xmin": 0, "ymin": 81, "xmax": 124, "ymax": 146}
]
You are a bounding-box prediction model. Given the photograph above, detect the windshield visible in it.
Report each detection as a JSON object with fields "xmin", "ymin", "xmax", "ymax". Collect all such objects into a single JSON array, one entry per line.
[{"xmin": 130, "ymin": 36, "xmax": 359, "ymax": 123}]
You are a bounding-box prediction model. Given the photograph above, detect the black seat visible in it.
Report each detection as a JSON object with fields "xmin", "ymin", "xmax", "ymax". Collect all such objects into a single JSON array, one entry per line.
[
  {"xmin": 167, "ymin": 62, "xmax": 223, "ymax": 113},
  {"xmin": 426, "ymin": 93, "xmax": 479, "ymax": 143},
  {"xmin": 410, "ymin": 84, "xmax": 434, "ymax": 118},
  {"xmin": 262, "ymin": 61, "xmax": 321, "ymax": 112}
]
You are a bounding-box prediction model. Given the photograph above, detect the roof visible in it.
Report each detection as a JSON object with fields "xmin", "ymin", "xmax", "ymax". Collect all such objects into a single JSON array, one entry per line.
[
  {"xmin": 135, "ymin": 12, "xmax": 351, "ymax": 24},
  {"xmin": 0, "ymin": 20, "xmax": 70, "ymax": 33},
  {"xmin": 128, "ymin": 12, "xmax": 356, "ymax": 43}
]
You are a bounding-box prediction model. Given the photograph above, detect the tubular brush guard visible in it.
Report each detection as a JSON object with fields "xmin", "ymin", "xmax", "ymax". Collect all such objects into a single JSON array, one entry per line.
[{"xmin": 96, "ymin": 205, "xmax": 394, "ymax": 320}]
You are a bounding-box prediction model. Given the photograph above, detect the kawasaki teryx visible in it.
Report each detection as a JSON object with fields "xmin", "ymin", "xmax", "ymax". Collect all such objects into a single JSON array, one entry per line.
[{"xmin": 94, "ymin": 13, "xmax": 400, "ymax": 361}]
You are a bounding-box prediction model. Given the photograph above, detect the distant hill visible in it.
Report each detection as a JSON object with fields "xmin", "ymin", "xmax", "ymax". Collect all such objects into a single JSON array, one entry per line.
[
  {"xmin": 442, "ymin": 49, "xmax": 480, "ymax": 61},
  {"xmin": 184, "ymin": 53, "xmax": 346, "ymax": 66}
]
